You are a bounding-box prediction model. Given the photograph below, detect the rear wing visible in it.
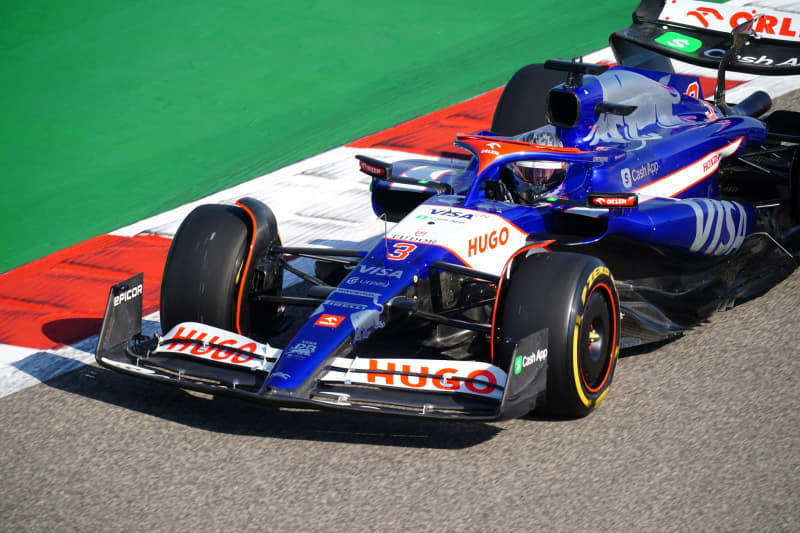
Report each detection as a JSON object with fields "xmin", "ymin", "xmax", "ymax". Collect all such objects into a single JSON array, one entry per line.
[{"xmin": 611, "ymin": 0, "xmax": 800, "ymax": 75}]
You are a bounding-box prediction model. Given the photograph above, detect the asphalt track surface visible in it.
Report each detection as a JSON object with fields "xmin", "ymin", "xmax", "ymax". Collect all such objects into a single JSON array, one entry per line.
[{"xmin": 2, "ymin": 94, "xmax": 799, "ymax": 532}]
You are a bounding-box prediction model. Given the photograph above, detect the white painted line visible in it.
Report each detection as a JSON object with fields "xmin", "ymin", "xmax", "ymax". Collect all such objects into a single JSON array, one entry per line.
[{"xmin": 0, "ymin": 312, "xmax": 162, "ymax": 399}]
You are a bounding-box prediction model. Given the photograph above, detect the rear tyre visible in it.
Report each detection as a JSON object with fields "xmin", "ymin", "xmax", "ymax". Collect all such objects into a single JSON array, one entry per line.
[
  {"xmin": 493, "ymin": 250, "xmax": 620, "ymax": 417},
  {"xmin": 160, "ymin": 204, "xmax": 283, "ymax": 337},
  {"xmin": 491, "ymin": 64, "xmax": 567, "ymax": 136}
]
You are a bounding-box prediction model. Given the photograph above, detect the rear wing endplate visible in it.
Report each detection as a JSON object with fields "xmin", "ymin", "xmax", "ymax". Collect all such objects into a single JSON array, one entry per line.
[{"xmin": 611, "ymin": 0, "xmax": 800, "ymax": 75}]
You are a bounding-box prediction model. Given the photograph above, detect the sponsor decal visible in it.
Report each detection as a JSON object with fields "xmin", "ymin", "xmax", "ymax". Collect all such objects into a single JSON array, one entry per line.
[
  {"xmin": 685, "ymin": 199, "xmax": 749, "ymax": 255},
  {"xmin": 287, "ymin": 340, "xmax": 317, "ymax": 357},
  {"xmin": 386, "ymin": 242, "xmax": 417, "ymax": 261},
  {"xmin": 513, "ymin": 349, "xmax": 548, "ymax": 375},
  {"xmin": 320, "ymin": 357, "xmax": 507, "ymax": 399},
  {"xmin": 388, "ymin": 233, "xmax": 437, "ymax": 245},
  {"xmin": 365, "ymin": 360, "xmax": 502, "ymax": 396},
  {"xmin": 315, "ymin": 314, "xmax": 345, "ymax": 328},
  {"xmin": 271, "ymin": 372, "xmax": 291, "ymax": 380},
  {"xmin": 113, "ymin": 283, "xmax": 143, "ymax": 307},
  {"xmin": 621, "ymin": 161, "xmax": 660, "ymax": 188},
  {"xmin": 481, "ymin": 142, "xmax": 502, "ymax": 156},
  {"xmin": 655, "ymin": 31, "xmax": 703, "ymax": 53},
  {"xmin": 702, "ymin": 48, "xmax": 799, "ymax": 67},
  {"xmin": 633, "ymin": 137, "xmax": 742, "ymax": 200},
  {"xmin": 159, "ymin": 324, "xmax": 277, "ymax": 370},
  {"xmin": 332, "ymin": 287, "xmax": 382, "ymax": 300},
  {"xmin": 345, "ymin": 276, "xmax": 390, "ymax": 288},
  {"xmin": 358, "ymin": 265, "xmax": 403, "ymax": 278},
  {"xmin": 660, "ymin": 1, "xmax": 800, "ymax": 42},
  {"xmin": 468, "ymin": 227, "xmax": 509, "ymax": 257},
  {"xmin": 359, "ymin": 160, "xmax": 387, "ymax": 177},
  {"xmin": 590, "ymin": 195, "xmax": 637, "ymax": 208},
  {"xmin": 703, "ymin": 153, "xmax": 721, "ymax": 173},
  {"xmin": 685, "ymin": 81, "xmax": 700, "ymax": 98},
  {"xmin": 324, "ymin": 300, "xmax": 368, "ymax": 311},
  {"xmin": 430, "ymin": 208, "xmax": 473, "ymax": 220}
]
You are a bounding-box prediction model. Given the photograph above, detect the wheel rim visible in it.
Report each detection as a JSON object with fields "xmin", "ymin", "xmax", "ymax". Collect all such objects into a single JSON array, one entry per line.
[{"xmin": 578, "ymin": 284, "xmax": 614, "ymax": 393}]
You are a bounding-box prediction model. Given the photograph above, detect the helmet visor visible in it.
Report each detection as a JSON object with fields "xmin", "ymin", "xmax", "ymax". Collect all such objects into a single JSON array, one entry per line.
[{"xmin": 506, "ymin": 160, "xmax": 567, "ymax": 198}]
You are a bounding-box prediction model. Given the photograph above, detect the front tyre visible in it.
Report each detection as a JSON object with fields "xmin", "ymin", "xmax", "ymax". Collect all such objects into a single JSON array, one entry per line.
[
  {"xmin": 493, "ymin": 250, "xmax": 620, "ymax": 417},
  {"xmin": 160, "ymin": 202, "xmax": 282, "ymax": 338}
]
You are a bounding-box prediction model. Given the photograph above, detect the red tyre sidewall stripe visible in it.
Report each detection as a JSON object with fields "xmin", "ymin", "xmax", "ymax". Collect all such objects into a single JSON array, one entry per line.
[{"xmin": 580, "ymin": 281, "xmax": 617, "ymax": 394}]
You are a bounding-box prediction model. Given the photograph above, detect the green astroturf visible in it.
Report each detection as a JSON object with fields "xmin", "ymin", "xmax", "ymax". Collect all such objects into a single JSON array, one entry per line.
[{"xmin": 0, "ymin": 0, "xmax": 635, "ymax": 272}]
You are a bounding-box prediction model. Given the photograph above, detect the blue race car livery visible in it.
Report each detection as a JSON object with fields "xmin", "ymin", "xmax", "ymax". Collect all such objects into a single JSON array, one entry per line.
[{"xmin": 97, "ymin": 0, "xmax": 800, "ymax": 420}]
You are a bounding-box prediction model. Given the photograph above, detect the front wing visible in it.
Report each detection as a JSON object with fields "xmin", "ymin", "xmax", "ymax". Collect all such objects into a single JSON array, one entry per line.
[{"xmin": 95, "ymin": 275, "xmax": 547, "ymax": 421}]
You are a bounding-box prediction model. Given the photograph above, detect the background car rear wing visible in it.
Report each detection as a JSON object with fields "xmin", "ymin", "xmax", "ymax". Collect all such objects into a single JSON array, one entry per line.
[{"xmin": 611, "ymin": 0, "xmax": 800, "ymax": 75}]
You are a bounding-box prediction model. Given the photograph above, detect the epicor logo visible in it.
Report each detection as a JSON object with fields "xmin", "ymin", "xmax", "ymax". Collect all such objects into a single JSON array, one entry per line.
[
  {"xmin": 113, "ymin": 284, "xmax": 143, "ymax": 307},
  {"xmin": 654, "ymin": 32, "xmax": 703, "ymax": 53}
]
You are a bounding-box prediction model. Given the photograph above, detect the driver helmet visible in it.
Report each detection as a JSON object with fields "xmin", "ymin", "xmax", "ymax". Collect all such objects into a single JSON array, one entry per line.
[
  {"xmin": 509, "ymin": 160, "xmax": 567, "ymax": 197},
  {"xmin": 508, "ymin": 127, "xmax": 567, "ymax": 198}
]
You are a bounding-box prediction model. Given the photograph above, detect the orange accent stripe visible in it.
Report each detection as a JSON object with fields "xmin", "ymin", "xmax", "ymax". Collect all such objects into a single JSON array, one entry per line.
[
  {"xmin": 234, "ymin": 200, "xmax": 258, "ymax": 336},
  {"xmin": 489, "ymin": 241, "xmax": 554, "ymax": 364},
  {"xmin": 634, "ymin": 136, "xmax": 743, "ymax": 198},
  {"xmin": 457, "ymin": 134, "xmax": 586, "ymax": 153}
]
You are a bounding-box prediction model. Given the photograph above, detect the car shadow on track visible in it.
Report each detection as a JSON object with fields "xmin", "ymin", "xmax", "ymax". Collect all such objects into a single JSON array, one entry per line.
[{"xmin": 40, "ymin": 362, "xmax": 502, "ymax": 449}]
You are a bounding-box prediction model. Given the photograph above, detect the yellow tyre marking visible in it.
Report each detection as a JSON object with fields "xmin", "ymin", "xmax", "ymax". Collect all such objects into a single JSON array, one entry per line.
[
  {"xmin": 586, "ymin": 266, "xmax": 610, "ymax": 287},
  {"xmin": 573, "ymin": 266, "xmax": 613, "ymax": 409},
  {"xmin": 592, "ymin": 388, "xmax": 610, "ymax": 408},
  {"xmin": 235, "ymin": 260, "xmax": 245, "ymax": 285},
  {"xmin": 572, "ymin": 322, "xmax": 592, "ymax": 407}
]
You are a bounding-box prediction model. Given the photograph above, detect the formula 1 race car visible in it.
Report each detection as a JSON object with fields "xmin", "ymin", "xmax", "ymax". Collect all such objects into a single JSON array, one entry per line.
[{"xmin": 96, "ymin": 0, "xmax": 800, "ymax": 420}]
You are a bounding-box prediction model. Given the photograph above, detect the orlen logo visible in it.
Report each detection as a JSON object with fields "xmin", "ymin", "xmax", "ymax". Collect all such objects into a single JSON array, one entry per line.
[
  {"xmin": 113, "ymin": 284, "xmax": 143, "ymax": 307},
  {"xmin": 366, "ymin": 359, "xmax": 499, "ymax": 395},
  {"xmin": 590, "ymin": 196, "xmax": 637, "ymax": 208},
  {"xmin": 481, "ymin": 142, "xmax": 501, "ymax": 156},
  {"xmin": 315, "ymin": 314, "xmax": 345, "ymax": 328},
  {"xmin": 661, "ymin": 3, "xmax": 800, "ymax": 42},
  {"xmin": 468, "ymin": 228, "xmax": 509, "ymax": 257}
]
